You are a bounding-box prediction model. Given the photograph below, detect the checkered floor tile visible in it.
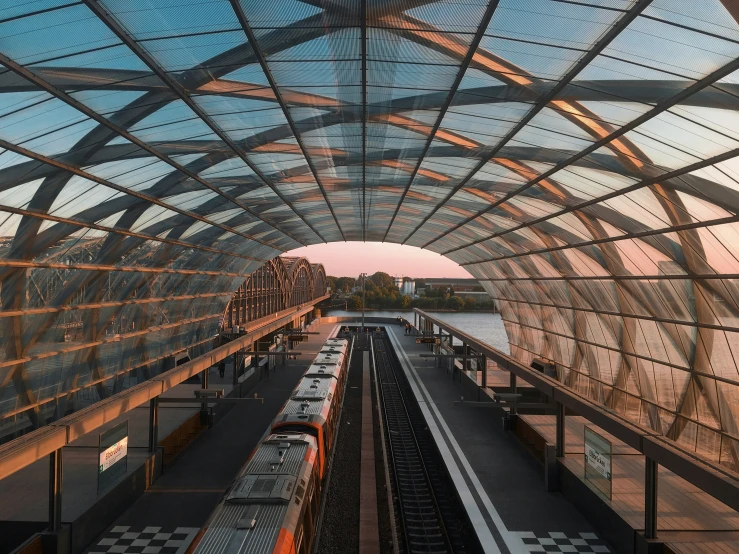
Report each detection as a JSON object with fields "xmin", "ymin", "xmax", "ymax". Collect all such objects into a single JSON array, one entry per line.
[
  {"xmin": 515, "ymin": 531, "xmax": 611, "ymax": 553},
  {"xmin": 87, "ymin": 526, "xmax": 199, "ymax": 554}
]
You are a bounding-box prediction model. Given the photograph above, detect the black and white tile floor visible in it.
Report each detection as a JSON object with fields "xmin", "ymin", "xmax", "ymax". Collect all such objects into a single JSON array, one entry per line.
[
  {"xmin": 87, "ymin": 526, "xmax": 199, "ymax": 554},
  {"xmin": 515, "ymin": 531, "xmax": 611, "ymax": 553}
]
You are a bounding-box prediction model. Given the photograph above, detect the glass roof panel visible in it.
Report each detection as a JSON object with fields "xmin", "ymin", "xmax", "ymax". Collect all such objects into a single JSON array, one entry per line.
[{"xmin": 4, "ymin": 0, "xmax": 739, "ymax": 469}]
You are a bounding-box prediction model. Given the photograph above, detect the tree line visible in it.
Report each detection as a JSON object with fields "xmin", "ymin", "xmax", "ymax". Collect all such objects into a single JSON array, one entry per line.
[{"xmin": 326, "ymin": 272, "xmax": 497, "ymax": 312}]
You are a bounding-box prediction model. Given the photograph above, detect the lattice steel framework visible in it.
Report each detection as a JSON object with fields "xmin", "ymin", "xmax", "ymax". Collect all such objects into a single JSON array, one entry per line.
[
  {"xmin": 222, "ymin": 256, "xmax": 326, "ymax": 329},
  {"xmin": 2, "ymin": 0, "xmax": 739, "ymax": 469}
]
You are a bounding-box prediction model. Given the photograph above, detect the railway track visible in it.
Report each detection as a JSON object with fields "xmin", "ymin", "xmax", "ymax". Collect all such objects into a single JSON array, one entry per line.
[{"xmin": 374, "ymin": 334, "xmax": 471, "ymax": 554}]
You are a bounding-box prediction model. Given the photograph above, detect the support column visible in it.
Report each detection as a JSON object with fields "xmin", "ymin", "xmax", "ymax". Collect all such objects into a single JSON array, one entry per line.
[
  {"xmin": 510, "ymin": 372, "xmax": 518, "ymax": 415},
  {"xmin": 645, "ymin": 457, "xmax": 659, "ymax": 540},
  {"xmin": 233, "ymin": 352, "xmax": 239, "ymax": 386},
  {"xmin": 49, "ymin": 449, "xmax": 63, "ymax": 533},
  {"xmin": 253, "ymin": 340, "xmax": 261, "ymax": 379},
  {"xmin": 447, "ymin": 333, "xmax": 453, "ymax": 372},
  {"xmin": 202, "ymin": 364, "xmax": 209, "ymax": 389},
  {"xmin": 481, "ymin": 355, "xmax": 488, "ymax": 389},
  {"xmin": 555, "ymin": 402, "xmax": 565, "ymax": 458},
  {"xmin": 148, "ymin": 397, "xmax": 159, "ymax": 453}
]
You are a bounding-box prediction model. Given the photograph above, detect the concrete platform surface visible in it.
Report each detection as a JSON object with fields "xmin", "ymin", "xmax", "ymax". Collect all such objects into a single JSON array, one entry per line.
[
  {"xmin": 385, "ymin": 325, "xmax": 619, "ymax": 554},
  {"xmin": 81, "ymin": 323, "xmax": 339, "ymax": 551}
]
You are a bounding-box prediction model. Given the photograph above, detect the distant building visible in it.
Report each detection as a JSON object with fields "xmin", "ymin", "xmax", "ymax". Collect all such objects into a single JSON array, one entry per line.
[
  {"xmin": 424, "ymin": 278, "xmax": 484, "ymax": 292},
  {"xmin": 394, "ymin": 276, "xmax": 404, "ymax": 289},
  {"xmin": 402, "ymin": 280, "xmax": 416, "ymax": 296}
]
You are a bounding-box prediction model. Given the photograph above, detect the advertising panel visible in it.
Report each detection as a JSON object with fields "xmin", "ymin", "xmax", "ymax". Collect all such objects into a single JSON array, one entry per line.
[
  {"xmin": 98, "ymin": 420, "xmax": 129, "ymax": 493},
  {"xmin": 584, "ymin": 426, "xmax": 612, "ymax": 499}
]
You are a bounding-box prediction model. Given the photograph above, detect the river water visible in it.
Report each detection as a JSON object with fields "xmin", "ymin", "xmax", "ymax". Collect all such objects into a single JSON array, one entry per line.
[{"xmin": 324, "ymin": 310, "xmax": 510, "ymax": 354}]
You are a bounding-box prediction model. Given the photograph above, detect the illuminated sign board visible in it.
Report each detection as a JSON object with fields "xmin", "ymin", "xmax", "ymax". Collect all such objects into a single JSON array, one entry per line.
[
  {"xmin": 584, "ymin": 426, "xmax": 612, "ymax": 499},
  {"xmin": 98, "ymin": 420, "xmax": 129, "ymax": 493}
]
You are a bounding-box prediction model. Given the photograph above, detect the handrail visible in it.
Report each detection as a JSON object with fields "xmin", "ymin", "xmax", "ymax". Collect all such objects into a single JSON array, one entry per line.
[
  {"xmin": 412, "ymin": 308, "xmax": 739, "ymax": 513},
  {"xmin": 0, "ymin": 295, "xmax": 328, "ymax": 481}
]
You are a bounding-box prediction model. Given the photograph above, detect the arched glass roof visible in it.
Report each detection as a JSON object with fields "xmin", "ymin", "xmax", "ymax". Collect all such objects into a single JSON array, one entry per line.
[{"xmin": 2, "ymin": 0, "xmax": 739, "ymax": 469}]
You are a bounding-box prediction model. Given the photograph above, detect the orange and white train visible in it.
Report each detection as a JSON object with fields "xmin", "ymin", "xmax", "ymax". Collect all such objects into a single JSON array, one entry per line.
[{"xmin": 191, "ymin": 335, "xmax": 350, "ymax": 554}]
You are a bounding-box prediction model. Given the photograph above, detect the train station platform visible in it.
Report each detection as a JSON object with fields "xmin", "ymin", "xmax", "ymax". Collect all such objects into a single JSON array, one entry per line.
[
  {"xmin": 384, "ymin": 324, "xmax": 612, "ymax": 554},
  {"xmin": 2, "ymin": 323, "xmax": 340, "ymax": 554},
  {"xmin": 385, "ymin": 322, "xmax": 739, "ymax": 554},
  {"xmin": 517, "ymin": 415, "xmax": 739, "ymax": 554}
]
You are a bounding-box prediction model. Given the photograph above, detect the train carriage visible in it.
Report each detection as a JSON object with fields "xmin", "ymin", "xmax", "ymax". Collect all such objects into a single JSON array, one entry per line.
[
  {"xmin": 192, "ymin": 434, "xmax": 321, "ymax": 554},
  {"xmin": 193, "ymin": 335, "xmax": 352, "ymax": 554},
  {"xmin": 271, "ymin": 376, "xmax": 339, "ymax": 478},
  {"xmin": 305, "ymin": 339, "xmax": 350, "ymax": 391}
]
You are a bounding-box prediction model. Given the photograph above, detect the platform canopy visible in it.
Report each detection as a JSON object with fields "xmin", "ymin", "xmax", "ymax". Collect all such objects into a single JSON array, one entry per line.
[{"xmin": 2, "ymin": 0, "xmax": 739, "ymax": 469}]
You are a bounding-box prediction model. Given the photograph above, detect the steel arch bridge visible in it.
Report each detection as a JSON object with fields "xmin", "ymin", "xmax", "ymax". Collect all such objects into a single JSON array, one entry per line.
[
  {"xmin": 221, "ymin": 256, "xmax": 326, "ymax": 330},
  {"xmin": 1, "ymin": 0, "xmax": 739, "ymax": 472}
]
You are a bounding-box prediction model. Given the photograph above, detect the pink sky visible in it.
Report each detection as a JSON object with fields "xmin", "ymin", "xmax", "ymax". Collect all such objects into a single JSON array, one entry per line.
[{"xmin": 285, "ymin": 242, "xmax": 472, "ymax": 279}]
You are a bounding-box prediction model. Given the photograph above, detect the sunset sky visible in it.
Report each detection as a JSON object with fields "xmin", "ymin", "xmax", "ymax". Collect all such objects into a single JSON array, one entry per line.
[{"xmin": 285, "ymin": 242, "xmax": 473, "ymax": 279}]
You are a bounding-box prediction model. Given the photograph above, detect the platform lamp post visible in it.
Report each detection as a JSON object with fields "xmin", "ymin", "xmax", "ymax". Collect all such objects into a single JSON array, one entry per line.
[{"xmin": 361, "ymin": 272, "xmax": 366, "ymax": 332}]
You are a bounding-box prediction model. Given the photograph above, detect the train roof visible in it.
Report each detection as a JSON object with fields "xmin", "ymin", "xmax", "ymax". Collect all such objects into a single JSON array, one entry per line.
[
  {"xmin": 319, "ymin": 342, "xmax": 348, "ymax": 355},
  {"xmin": 193, "ymin": 434, "xmax": 318, "ymax": 554},
  {"xmin": 296, "ymin": 375, "xmax": 335, "ymax": 394},
  {"xmin": 304, "ymin": 363, "xmax": 342, "ymax": 379},
  {"xmin": 277, "ymin": 378, "xmax": 337, "ymax": 417},
  {"xmin": 313, "ymin": 351, "xmax": 344, "ymax": 366}
]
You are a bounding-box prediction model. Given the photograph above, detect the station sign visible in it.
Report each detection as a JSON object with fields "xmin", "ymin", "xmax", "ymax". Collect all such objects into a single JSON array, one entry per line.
[
  {"xmin": 416, "ymin": 337, "xmax": 440, "ymax": 344},
  {"xmin": 584, "ymin": 426, "xmax": 612, "ymax": 499},
  {"xmin": 288, "ymin": 335, "xmax": 306, "ymax": 342},
  {"xmin": 98, "ymin": 420, "xmax": 129, "ymax": 493}
]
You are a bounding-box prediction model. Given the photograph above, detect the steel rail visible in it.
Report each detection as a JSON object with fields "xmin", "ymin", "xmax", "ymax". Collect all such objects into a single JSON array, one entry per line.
[
  {"xmin": 375, "ymin": 334, "xmax": 456, "ymax": 554},
  {"xmin": 311, "ymin": 335, "xmax": 355, "ymax": 553}
]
